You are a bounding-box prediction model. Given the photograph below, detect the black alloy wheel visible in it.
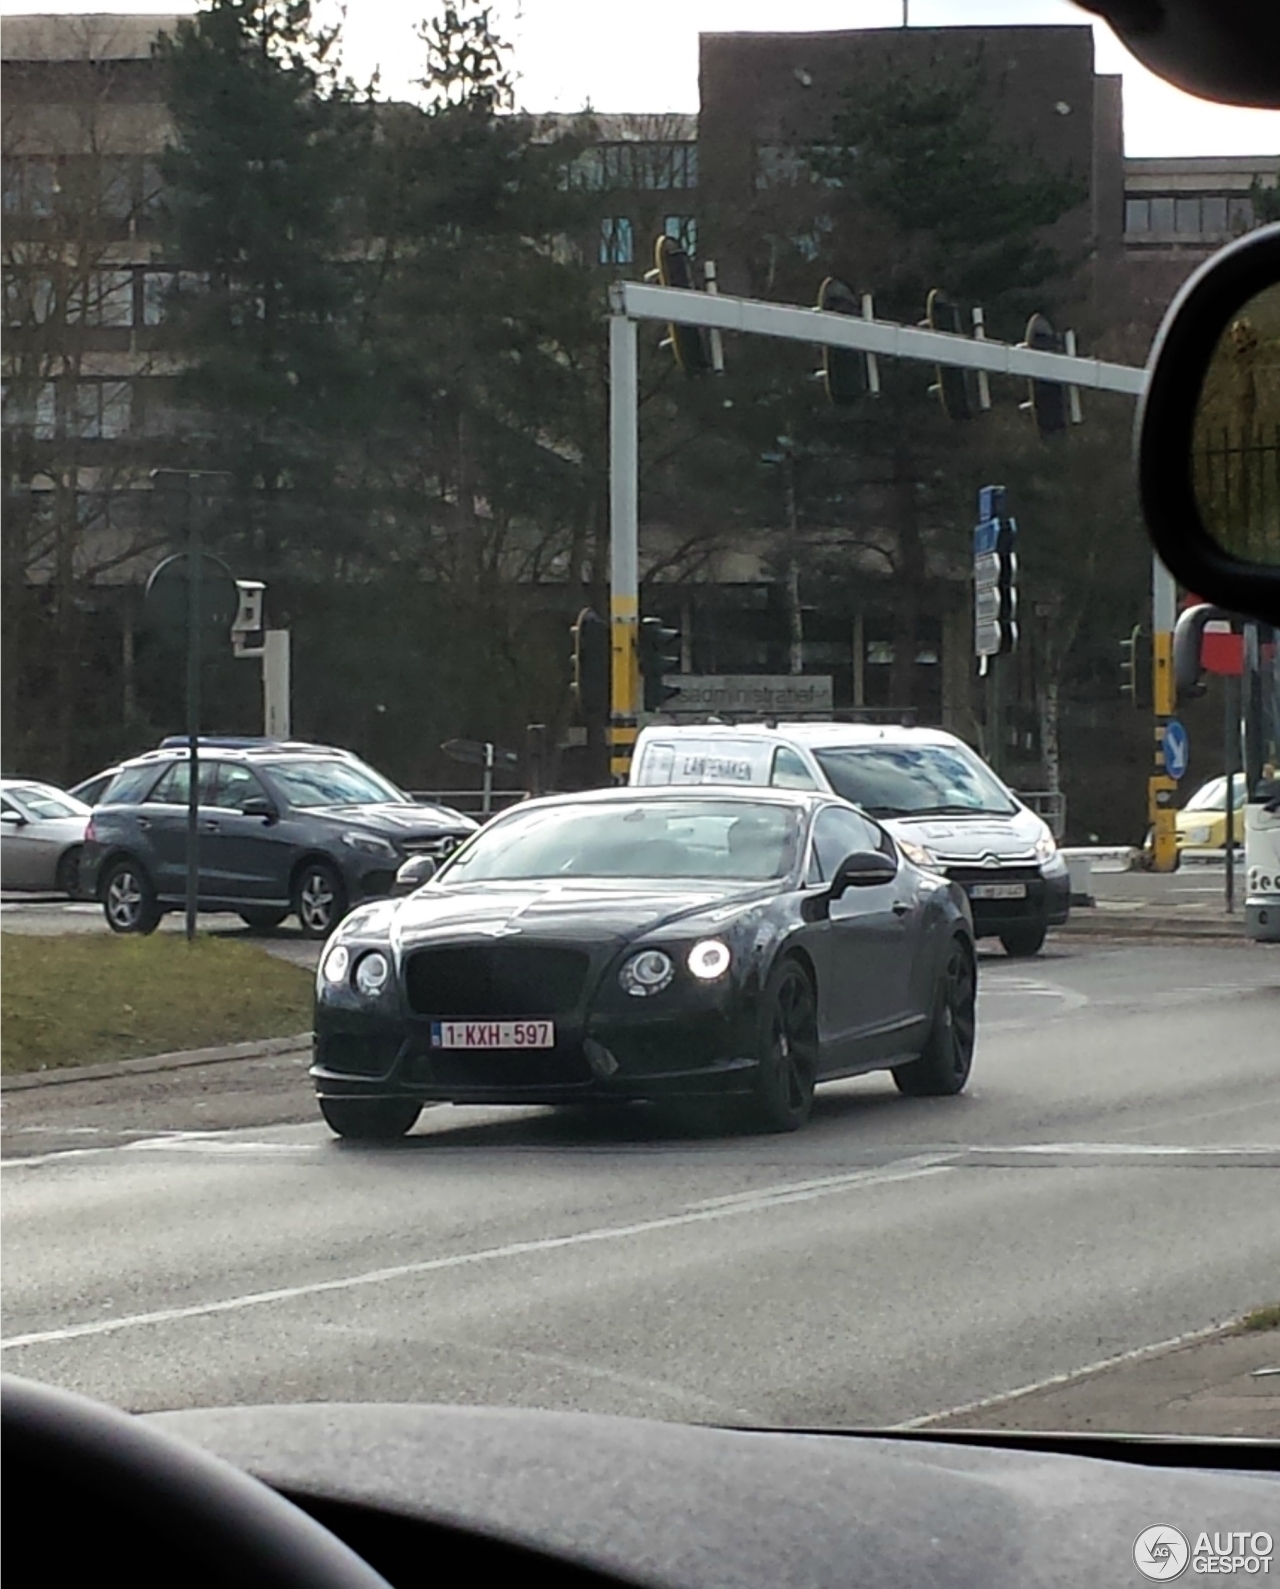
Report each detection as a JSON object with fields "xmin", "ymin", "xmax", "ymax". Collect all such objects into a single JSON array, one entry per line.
[
  {"xmin": 319, "ymin": 1097, "xmax": 422, "ymax": 1141},
  {"xmin": 999, "ymin": 923, "xmax": 1047, "ymax": 958},
  {"xmin": 238, "ymin": 907, "xmax": 289, "ymax": 933},
  {"xmin": 293, "ymin": 862, "xmax": 347, "ymax": 940},
  {"xmin": 101, "ymin": 859, "xmax": 161, "ymax": 935},
  {"xmin": 893, "ymin": 939, "xmax": 976, "ymax": 1097},
  {"xmin": 746, "ymin": 959, "xmax": 820, "ymax": 1133}
]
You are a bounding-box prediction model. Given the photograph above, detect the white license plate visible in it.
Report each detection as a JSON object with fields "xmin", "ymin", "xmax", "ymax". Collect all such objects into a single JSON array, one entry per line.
[
  {"xmin": 968, "ymin": 883, "xmax": 1028, "ymax": 900},
  {"xmin": 430, "ymin": 1020, "xmax": 554, "ymax": 1050}
]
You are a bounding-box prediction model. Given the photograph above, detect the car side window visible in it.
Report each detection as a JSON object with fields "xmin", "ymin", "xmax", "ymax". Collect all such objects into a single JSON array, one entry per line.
[
  {"xmin": 811, "ymin": 806, "xmax": 883, "ymax": 881},
  {"xmin": 213, "ymin": 763, "xmax": 269, "ymax": 811},
  {"xmin": 147, "ymin": 762, "xmax": 216, "ymax": 805},
  {"xmin": 770, "ymin": 746, "xmax": 818, "ymax": 790}
]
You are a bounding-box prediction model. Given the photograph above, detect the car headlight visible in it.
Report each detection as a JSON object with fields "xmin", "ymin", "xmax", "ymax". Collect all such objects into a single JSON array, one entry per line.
[
  {"xmin": 619, "ymin": 948, "xmax": 675, "ymax": 997},
  {"xmin": 687, "ymin": 939, "xmax": 731, "ymax": 980},
  {"xmin": 1034, "ymin": 832, "xmax": 1058, "ymax": 863},
  {"xmin": 353, "ymin": 950, "xmax": 390, "ymax": 997},
  {"xmin": 341, "ymin": 831, "xmax": 398, "ymax": 860},
  {"xmin": 321, "ymin": 944, "xmax": 350, "ymax": 983},
  {"xmin": 896, "ymin": 837, "xmax": 937, "ymax": 870}
]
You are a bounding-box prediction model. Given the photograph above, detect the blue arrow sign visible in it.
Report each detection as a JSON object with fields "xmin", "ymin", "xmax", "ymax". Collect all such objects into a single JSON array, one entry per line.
[{"xmin": 1161, "ymin": 718, "xmax": 1190, "ymax": 781}]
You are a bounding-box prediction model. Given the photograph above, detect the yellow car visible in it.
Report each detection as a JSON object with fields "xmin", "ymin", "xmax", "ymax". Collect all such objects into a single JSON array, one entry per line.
[{"xmin": 1175, "ymin": 773, "xmax": 1246, "ymax": 852}]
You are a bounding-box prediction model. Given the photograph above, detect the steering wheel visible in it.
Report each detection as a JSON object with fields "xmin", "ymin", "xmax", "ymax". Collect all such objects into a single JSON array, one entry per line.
[{"xmin": 2, "ymin": 1375, "xmax": 392, "ymax": 1589}]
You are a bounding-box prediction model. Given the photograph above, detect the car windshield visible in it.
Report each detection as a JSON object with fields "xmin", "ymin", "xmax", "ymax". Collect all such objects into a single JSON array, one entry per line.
[
  {"xmin": 7, "ymin": 785, "xmax": 86, "ymax": 820},
  {"xmin": 441, "ymin": 799, "xmax": 801, "ymax": 882},
  {"xmin": 4, "ymin": 1, "xmax": 1278, "ymax": 1466},
  {"xmin": 264, "ymin": 758, "xmax": 409, "ymax": 809},
  {"xmin": 1185, "ymin": 774, "xmax": 1245, "ymax": 812},
  {"xmin": 812, "ymin": 745, "xmax": 1017, "ymax": 818}
]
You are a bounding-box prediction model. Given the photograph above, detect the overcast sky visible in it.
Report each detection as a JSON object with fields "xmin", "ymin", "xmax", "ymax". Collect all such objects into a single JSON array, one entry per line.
[{"xmin": 4, "ymin": 0, "xmax": 1278, "ymax": 157}]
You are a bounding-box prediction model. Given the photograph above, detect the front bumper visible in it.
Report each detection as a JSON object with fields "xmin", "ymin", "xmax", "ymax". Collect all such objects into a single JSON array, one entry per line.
[
  {"xmin": 943, "ymin": 865, "xmax": 1070, "ymax": 937},
  {"xmin": 312, "ymin": 987, "xmax": 757, "ymax": 1106}
]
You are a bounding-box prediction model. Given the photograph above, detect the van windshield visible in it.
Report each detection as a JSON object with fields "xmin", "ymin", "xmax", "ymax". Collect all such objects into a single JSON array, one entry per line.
[{"xmin": 813, "ymin": 744, "xmax": 1018, "ymax": 818}]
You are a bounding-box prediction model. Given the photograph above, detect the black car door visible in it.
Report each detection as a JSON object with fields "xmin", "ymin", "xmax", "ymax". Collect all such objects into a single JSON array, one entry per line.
[
  {"xmin": 202, "ymin": 762, "xmax": 290, "ymax": 903},
  {"xmin": 808, "ymin": 804, "xmax": 913, "ymax": 1061},
  {"xmin": 141, "ymin": 760, "xmax": 218, "ymax": 900}
]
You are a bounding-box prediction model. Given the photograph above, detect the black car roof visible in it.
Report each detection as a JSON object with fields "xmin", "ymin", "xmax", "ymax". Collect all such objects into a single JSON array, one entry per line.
[
  {"xmin": 118, "ymin": 742, "xmax": 356, "ymax": 769},
  {"xmin": 492, "ymin": 785, "xmax": 828, "ymax": 816}
]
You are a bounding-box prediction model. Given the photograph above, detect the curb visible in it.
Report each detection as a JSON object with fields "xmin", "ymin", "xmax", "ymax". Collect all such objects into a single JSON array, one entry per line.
[
  {"xmin": 1, "ymin": 1032, "xmax": 313, "ymax": 1092},
  {"xmin": 1056, "ymin": 910, "xmax": 1247, "ymax": 940}
]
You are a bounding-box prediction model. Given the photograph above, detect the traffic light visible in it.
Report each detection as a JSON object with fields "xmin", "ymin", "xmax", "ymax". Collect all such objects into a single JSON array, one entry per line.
[
  {"xmin": 652, "ymin": 236, "xmax": 709, "ymax": 377},
  {"xmin": 1119, "ymin": 624, "xmax": 1154, "ymax": 709},
  {"xmin": 638, "ymin": 615, "xmax": 682, "ymax": 711},
  {"xmin": 816, "ymin": 276, "xmax": 867, "ymax": 405},
  {"xmin": 925, "ymin": 289, "xmax": 973, "ymax": 421},
  {"xmin": 1022, "ymin": 312, "xmax": 1067, "ymax": 439},
  {"xmin": 570, "ymin": 607, "xmax": 610, "ymax": 722}
]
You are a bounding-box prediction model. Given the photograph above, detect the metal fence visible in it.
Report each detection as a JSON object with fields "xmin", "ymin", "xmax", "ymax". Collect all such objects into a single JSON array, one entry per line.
[
  {"xmin": 1015, "ymin": 789, "xmax": 1067, "ymax": 841},
  {"xmin": 1192, "ymin": 427, "xmax": 1280, "ymax": 565}
]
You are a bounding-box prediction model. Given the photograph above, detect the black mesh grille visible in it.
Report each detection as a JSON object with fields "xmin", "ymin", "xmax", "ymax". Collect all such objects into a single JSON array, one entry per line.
[
  {"xmin": 945, "ymin": 865, "xmax": 1042, "ymax": 885},
  {"xmin": 405, "ymin": 943, "xmax": 590, "ymax": 1017},
  {"xmin": 316, "ymin": 1032, "xmax": 401, "ymax": 1078}
]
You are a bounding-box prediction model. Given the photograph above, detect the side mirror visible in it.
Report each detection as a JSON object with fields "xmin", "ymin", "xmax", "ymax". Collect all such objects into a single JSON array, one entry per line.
[
  {"xmin": 392, "ymin": 853, "xmax": 436, "ymax": 896},
  {"xmin": 240, "ymin": 795, "xmax": 278, "ymax": 822},
  {"xmin": 830, "ymin": 849, "xmax": 897, "ymax": 898},
  {"xmin": 1, "ymin": 810, "xmax": 25, "ymax": 827},
  {"xmin": 1137, "ymin": 222, "xmax": 1280, "ymax": 625}
]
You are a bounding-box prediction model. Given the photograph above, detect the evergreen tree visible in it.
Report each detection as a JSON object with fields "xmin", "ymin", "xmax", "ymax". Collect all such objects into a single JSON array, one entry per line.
[{"xmin": 157, "ymin": 0, "xmax": 374, "ymax": 576}]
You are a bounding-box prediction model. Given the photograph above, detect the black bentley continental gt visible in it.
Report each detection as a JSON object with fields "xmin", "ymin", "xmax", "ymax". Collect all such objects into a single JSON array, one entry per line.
[{"xmin": 310, "ymin": 786, "xmax": 977, "ymax": 1139}]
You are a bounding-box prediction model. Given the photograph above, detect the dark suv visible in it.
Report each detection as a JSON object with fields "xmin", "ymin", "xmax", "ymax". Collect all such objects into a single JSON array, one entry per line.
[{"xmin": 81, "ymin": 743, "xmax": 479, "ymax": 937}]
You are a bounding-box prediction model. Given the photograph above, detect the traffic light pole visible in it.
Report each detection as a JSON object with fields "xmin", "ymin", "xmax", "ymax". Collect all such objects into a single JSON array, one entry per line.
[
  {"xmin": 606, "ymin": 280, "xmax": 1149, "ymax": 783},
  {"xmin": 609, "ymin": 300, "xmax": 640, "ymax": 782},
  {"xmin": 1150, "ymin": 558, "xmax": 1179, "ymax": 872}
]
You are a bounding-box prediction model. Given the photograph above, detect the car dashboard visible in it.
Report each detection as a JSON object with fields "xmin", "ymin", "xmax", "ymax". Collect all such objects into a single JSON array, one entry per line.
[{"xmin": 139, "ymin": 1403, "xmax": 1278, "ymax": 1589}]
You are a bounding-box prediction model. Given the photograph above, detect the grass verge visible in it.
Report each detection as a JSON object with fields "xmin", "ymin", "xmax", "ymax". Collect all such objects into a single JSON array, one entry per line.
[
  {"xmin": 1234, "ymin": 1303, "xmax": 1280, "ymax": 1333},
  {"xmin": 1, "ymin": 932, "xmax": 313, "ymax": 1075}
]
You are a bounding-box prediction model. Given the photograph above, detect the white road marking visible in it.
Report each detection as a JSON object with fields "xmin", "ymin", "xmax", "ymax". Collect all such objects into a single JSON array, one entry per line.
[
  {"xmin": 890, "ymin": 1318, "xmax": 1240, "ymax": 1430},
  {"xmin": 0, "ymin": 1160, "xmax": 954, "ymax": 1351}
]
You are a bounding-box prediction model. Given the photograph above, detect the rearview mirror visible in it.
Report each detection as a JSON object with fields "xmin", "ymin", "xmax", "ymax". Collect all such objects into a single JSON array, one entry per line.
[
  {"xmin": 392, "ymin": 853, "xmax": 437, "ymax": 896},
  {"xmin": 830, "ymin": 850, "xmax": 897, "ymax": 897},
  {"xmin": 1137, "ymin": 223, "xmax": 1280, "ymax": 624},
  {"xmin": 240, "ymin": 795, "xmax": 277, "ymax": 822}
]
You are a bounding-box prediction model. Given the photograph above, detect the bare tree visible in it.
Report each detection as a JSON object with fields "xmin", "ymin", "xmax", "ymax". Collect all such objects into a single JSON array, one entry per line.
[{"xmin": 3, "ymin": 15, "xmax": 177, "ymax": 776}]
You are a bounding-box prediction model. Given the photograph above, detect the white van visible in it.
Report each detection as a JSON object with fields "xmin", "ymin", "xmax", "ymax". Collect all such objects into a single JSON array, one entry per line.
[{"xmin": 630, "ymin": 722, "xmax": 1069, "ymax": 956}]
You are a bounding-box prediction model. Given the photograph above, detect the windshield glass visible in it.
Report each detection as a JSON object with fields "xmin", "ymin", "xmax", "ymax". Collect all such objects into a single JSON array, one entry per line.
[
  {"xmin": 7, "ymin": 785, "xmax": 87, "ymax": 820},
  {"xmin": 813, "ymin": 744, "xmax": 1017, "ymax": 817},
  {"xmin": 1184, "ymin": 775, "xmax": 1245, "ymax": 812},
  {"xmin": 441, "ymin": 800, "xmax": 801, "ymax": 882},
  {"xmin": 4, "ymin": 0, "xmax": 1278, "ymax": 1464},
  {"xmin": 264, "ymin": 758, "xmax": 409, "ymax": 809}
]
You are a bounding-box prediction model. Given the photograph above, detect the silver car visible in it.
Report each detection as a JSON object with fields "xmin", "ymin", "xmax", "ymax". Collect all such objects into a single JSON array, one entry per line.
[{"xmin": 0, "ymin": 779, "xmax": 92, "ymax": 894}]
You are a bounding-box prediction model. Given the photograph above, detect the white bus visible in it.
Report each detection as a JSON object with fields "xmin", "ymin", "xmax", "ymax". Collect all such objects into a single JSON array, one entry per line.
[{"xmin": 1243, "ymin": 621, "xmax": 1280, "ymax": 943}]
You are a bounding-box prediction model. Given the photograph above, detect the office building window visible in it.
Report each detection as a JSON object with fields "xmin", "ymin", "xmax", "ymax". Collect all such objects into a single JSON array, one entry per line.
[
  {"xmin": 1149, "ymin": 195, "xmax": 1176, "ymax": 231},
  {"xmin": 1202, "ymin": 195, "xmax": 1228, "ymax": 233},
  {"xmin": 1175, "ymin": 197, "xmax": 1200, "ymax": 234},
  {"xmin": 69, "ymin": 381, "xmax": 131, "ymax": 440},
  {"xmin": 1125, "ymin": 198, "xmax": 1150, "ymax": 233},
  {"xmin": 663, "ymin": 214, "xmax": 697, "ymax": 255},
  {"xmin": 599, "ymin": 216, "xmax": 634, "ymax": 266},
  {"xmin": 2, "ymin": 157, "xmax": 56, "ymax": 217}
]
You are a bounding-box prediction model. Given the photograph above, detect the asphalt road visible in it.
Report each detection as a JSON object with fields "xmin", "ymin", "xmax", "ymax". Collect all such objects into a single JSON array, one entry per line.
[{"xmin": 3, "ymin": 940, "xmax": 1278, "ymax": 1432}]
